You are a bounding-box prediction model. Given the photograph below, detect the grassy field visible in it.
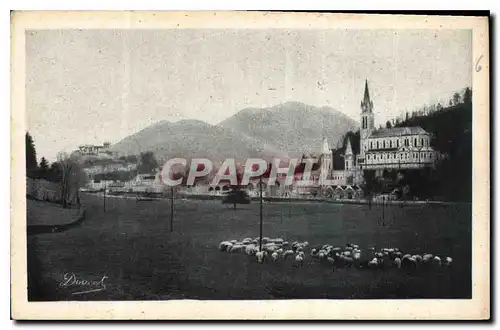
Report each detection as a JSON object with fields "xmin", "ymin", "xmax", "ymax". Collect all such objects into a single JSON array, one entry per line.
[{"xmin": 27, "ymin": 194, "xmax": 471, "ymax": 300}]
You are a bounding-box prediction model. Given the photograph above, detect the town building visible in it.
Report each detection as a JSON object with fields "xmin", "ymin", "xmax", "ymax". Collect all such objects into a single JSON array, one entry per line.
[{"xmin": 76, "ymin": 142, "xmax": 112, "ymax": 156}]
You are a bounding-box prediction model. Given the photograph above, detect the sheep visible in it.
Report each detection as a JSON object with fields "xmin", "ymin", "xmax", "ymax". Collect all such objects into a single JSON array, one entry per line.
[
  {"xmin": 219, "ymin": 241, "xmax": 233, "ymax": 252},
  {"xmin": 352, "ymin": 251, "xmax": 361, "ymax": 261},
  {"xmin": 444, "ymin": 257, "xmax": 453, "ymax": 267},
  {"xmin": 283, "ymin": 250, "xmax": 295, "ymax": 260},
  {"xmin": 303, "ymin": 241, "xmax": 309, "ymax": 248},
  {"xmin": 245, "ymin": 244, "xmax": 258, "ymax": 256},
  {"xmin": 272, "ymin": 238, "xmax": 284, "ymax": 244},
  {"xmin": 422, "ymin": 254, "xmax": 434, "ymax": 262},
  {"xmin": 256, "ymin": 251, "xmax": 267, "ymax": 263},
  {"xmin": 230, "ymin": 239, "xmax": 238, "ymax": 244},
  {"xmin": 393, "ymin": 257, "xmax": 402, "ymax": 268},
  {"xmin": 401, "ymin": 256, "xmax": 418, "ymax": 270},
  {"xmin": 432, "ymin": 256, "xmax": 442, "ymax": 266},
  {"xmin": 327, "ymin": 256, "xmax": 335, "ymax": 265},
  {"xmin": 318, "ymin": 251, "xmax": 326, "ymax": 261},
  {"xmin": 230, "ymin": 244, "xmax": 245, "ymax": 253},
  {"xmin": 368, "ymin": 257, "xmax": 379, "ymax": 268},
  {"xmin": 333, "ymin": 247, "xmax": 342, "ymax": 252},
  {"xmin": 412, "ymin": 255, "xmax": 423, "ymax": 264},
  {"xmin": 342, "ymin": 250, "xmax": 352, "ymax": 257},
  {"xmin": 310, "ymin": 248, "xmax": 318, "ymax": 257},
  {"xmin": 295, "ymin": 254, "xmax": 304, "ymax": 266},
  {"xmin": 271, "ymin": 252, "xmax": 279, "ymax": 262}
]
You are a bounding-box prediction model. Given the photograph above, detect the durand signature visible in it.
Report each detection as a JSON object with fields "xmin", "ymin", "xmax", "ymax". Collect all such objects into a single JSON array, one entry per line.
[{"xmin": 59, "ymin": 272, "xmax": 108, "ymax": 295}]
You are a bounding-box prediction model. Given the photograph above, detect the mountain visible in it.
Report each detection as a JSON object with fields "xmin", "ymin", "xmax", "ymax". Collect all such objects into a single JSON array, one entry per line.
[
  {"xmin": 218, "ymin": 101, "xmax": 358, "ymax": 157},
  {"xmin": 110, "ymin": 119, "xmax": 286, "ymax": 164},
  {"xmin": 110, "ymin": 102, "xmax": 358, "ymax": 165}
]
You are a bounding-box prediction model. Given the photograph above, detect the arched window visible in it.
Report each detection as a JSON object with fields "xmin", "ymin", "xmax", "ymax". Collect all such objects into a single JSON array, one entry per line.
[
  {"xmin": 397, "ymin": 140, "xmax": 400, "ymax": 147},
  {"xmin": 414, "ymin": 138, "xmax": 417, "ymax": 146},
  {"xmin": 389, "ymin": 140, "xmax": 392, "ymax": 148},
  {"xmin": 377, "ymin": 141, "xmax": 379, "ymax": 149}
]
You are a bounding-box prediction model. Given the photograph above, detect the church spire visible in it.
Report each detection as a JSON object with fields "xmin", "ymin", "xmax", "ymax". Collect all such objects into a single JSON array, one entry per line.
[
  {"xmin": 345, "ymin": 137, "xmax": 353, "ymax": 156},
  {"xmin": 321, "ymin": 137, "xmax": 330, "ymax": 154},
  {"xmin": 363, "ymin": 79, "xmax": 370, "ymax": 104},
  {"xmin": 361, "ymin": 79, "xmax": 373, "ymax": 113}
]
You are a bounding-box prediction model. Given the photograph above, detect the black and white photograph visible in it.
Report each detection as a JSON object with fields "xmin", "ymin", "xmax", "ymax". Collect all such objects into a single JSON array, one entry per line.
[{"xmin": 11, "ymin": 11, "xmax": 490, "ymax": 320}]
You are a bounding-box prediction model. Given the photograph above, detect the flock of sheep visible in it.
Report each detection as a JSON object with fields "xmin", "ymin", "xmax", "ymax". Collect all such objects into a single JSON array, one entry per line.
[{"xmin": 219, "ymin": 237, "xmax": 453, "ymax": 271}]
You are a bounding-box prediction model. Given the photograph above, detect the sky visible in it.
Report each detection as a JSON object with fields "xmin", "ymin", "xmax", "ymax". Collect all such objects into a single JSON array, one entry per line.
[{"xmin": 26, "ymin": 29, "xmax": 472, "ymax": 161}]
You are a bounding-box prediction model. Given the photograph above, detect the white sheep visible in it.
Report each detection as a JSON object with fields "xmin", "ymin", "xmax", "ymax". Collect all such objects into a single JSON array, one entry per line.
[
  {"xmin": 432, "ymin": 256, "xmax": 442, "ymax": 266},
  {"xmin": 271, "ymin": 252, "xmax": 279, "ymax": 261},
  {"xmin": 295, "ymin": 253, "xmax": 304, "ymax": 266},
  {"xmin": 368, "ymin": 257, "xmax": 379, "ymax": 268},
  {"xmin": 256, "ymin": 251, "xmax": 267, "ymax": 263},
  {"xmin": 352, "ymin": 251, "xmax": 361, "ymax": 260},
  {"xmin": 310, "ymin": 248, "xmax": 318, "ymax": 257},
  {"xmin": 283, "ymin": 250, "xmax": 295, "ymax": 260},
  {"xmin": 422, "ymin": 254, "xmax": 433, "ymax": 263},
  {"xmin": 230, "ymin": 244, "xmax": 245, "ymax": 253},
  {"xmin": 219, "ymin": 241, "xmax": 233, "ymax": 252},
  {"xmin": 245, "ymin": 244, "xmax": 258, "ymax": 256},
  {"xmin": 394, "ymin": 257, "xmax": 402, "ymax": 268},
  {"xmin": 230, "ymin": 239, "xmax": 238, "ymax": 244},
  {"xmin": 445, "ymin": 257, "xmax": 453, "ymax": 267},
  {"xmin": 412, "ymin": 255, "xmax": 423, "ymax": 264},
  {"xmin": 327, "ymin": 256, "xmax": 335, "ymax": 264}
]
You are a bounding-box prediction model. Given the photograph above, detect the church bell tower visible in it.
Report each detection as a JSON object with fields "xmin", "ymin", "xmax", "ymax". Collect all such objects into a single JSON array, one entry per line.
[{"xmin": 360, "ymin": 79, "xmax": 375, "ymax": 157}]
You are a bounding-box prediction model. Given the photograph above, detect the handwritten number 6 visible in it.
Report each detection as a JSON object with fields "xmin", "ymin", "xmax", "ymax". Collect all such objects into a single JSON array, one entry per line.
[{"xmin": 475, "ymin": 55, "xmax": 483, "ymax": 72}]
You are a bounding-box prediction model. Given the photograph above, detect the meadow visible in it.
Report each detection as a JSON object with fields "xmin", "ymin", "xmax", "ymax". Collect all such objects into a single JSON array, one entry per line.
[{"xmin": 27, "ymin": 194, "xmax": 472, "ymax": 300}]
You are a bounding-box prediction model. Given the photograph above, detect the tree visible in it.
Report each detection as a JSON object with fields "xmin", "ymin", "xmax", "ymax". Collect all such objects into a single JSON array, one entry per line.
[
  {"xmin": 449, "ymin": 99, "xmax": 453, "ymax": 107},
  {"xmin": 453, "ymin": 92, "xmax": 461, "ymax": 105},
  {"xmin": 405, "ymin": 112, "xmax": 409, "ymax": 121},
  {"xmin": 38, "ymin": 157, "xmax": 49, "ymax": 179},
  {"xmin": 463, "ymin": 87, "xmax": 472, "ymax": 104},
  {"xmin": 56, "ymin": 152, "xmax": 87, "ymax": 208},
  {"xmin": 26, "ymin": 132, "xmax": 37, "ymax": 173},
  {"xmin": 138, "ymin": 151, "xmax": 159, "ymax": 174},
  {"xmin": 386, "ymin": 121, "xmax": 392, "ymax": 129},
  {"xmin": 436, "ymin": 103, "xmax": 443, "ymax": 111}
]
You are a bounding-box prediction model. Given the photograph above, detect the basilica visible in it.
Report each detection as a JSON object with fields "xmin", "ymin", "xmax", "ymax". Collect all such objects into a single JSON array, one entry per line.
[{"xmin": 324, "ymin": 80, "xmax": 441, "ymax": 187}]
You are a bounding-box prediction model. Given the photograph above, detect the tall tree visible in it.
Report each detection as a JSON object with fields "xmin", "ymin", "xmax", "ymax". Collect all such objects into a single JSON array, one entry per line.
[
  {"xmin": 386, "ymin": 121, "xmax": 392, "ymax": 129},
  {"xmin": 138, "ymin": 151, "xmax": 159, "ymax": 174},
  {"xmin": 463, "ymin": 87, "xmax": 472, "ymax": 104},
  {"xmin": 453, "ymin": 92, "xmax": 461, "ymax": 105},
  {"xmin": 39, "ymin": 157, "xmax": 48, "ymax": 170},
  {"xmin": 39, "ymin": 157, "xmax": 49, "ymax": 178},
  {"xmin": 56, "ymin": 152, "xmax": 87, "ymax": 207},
  {"xmin": 25, "ymin": 132, "xmax": 37, "ymax": 172}
]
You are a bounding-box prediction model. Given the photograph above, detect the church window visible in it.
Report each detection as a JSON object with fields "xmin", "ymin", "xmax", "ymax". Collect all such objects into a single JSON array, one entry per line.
[
  {"xmin": 421, "ymin": 138, "xmax": 424, "ymax": 146},
  {"xmin": 414, "ymin": 138, "xmax": 417, "ymax": 146},
  {"xmin": 377, "ymin": 141, "xmax": 379, "ymax": 149},
  {"xmin": 397, "ymin": 140, "xmax": 400, "ymax": 147},
  {"xmin": 390, "ymin": 140, "xmax": 392, "ymax": 148}
]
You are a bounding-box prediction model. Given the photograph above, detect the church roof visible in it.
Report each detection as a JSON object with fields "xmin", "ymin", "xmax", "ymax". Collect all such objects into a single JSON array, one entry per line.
[
  {"xmin": 368, "ymin": 126, "xmax": 429, "ymax": 138},
  {"xmin": 362, "ymin": 79, "xmax": 371, "ymax": 105},
  {"xmin": 345, "ymin": 137, "xmax": 353, "ymax": 156}
]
